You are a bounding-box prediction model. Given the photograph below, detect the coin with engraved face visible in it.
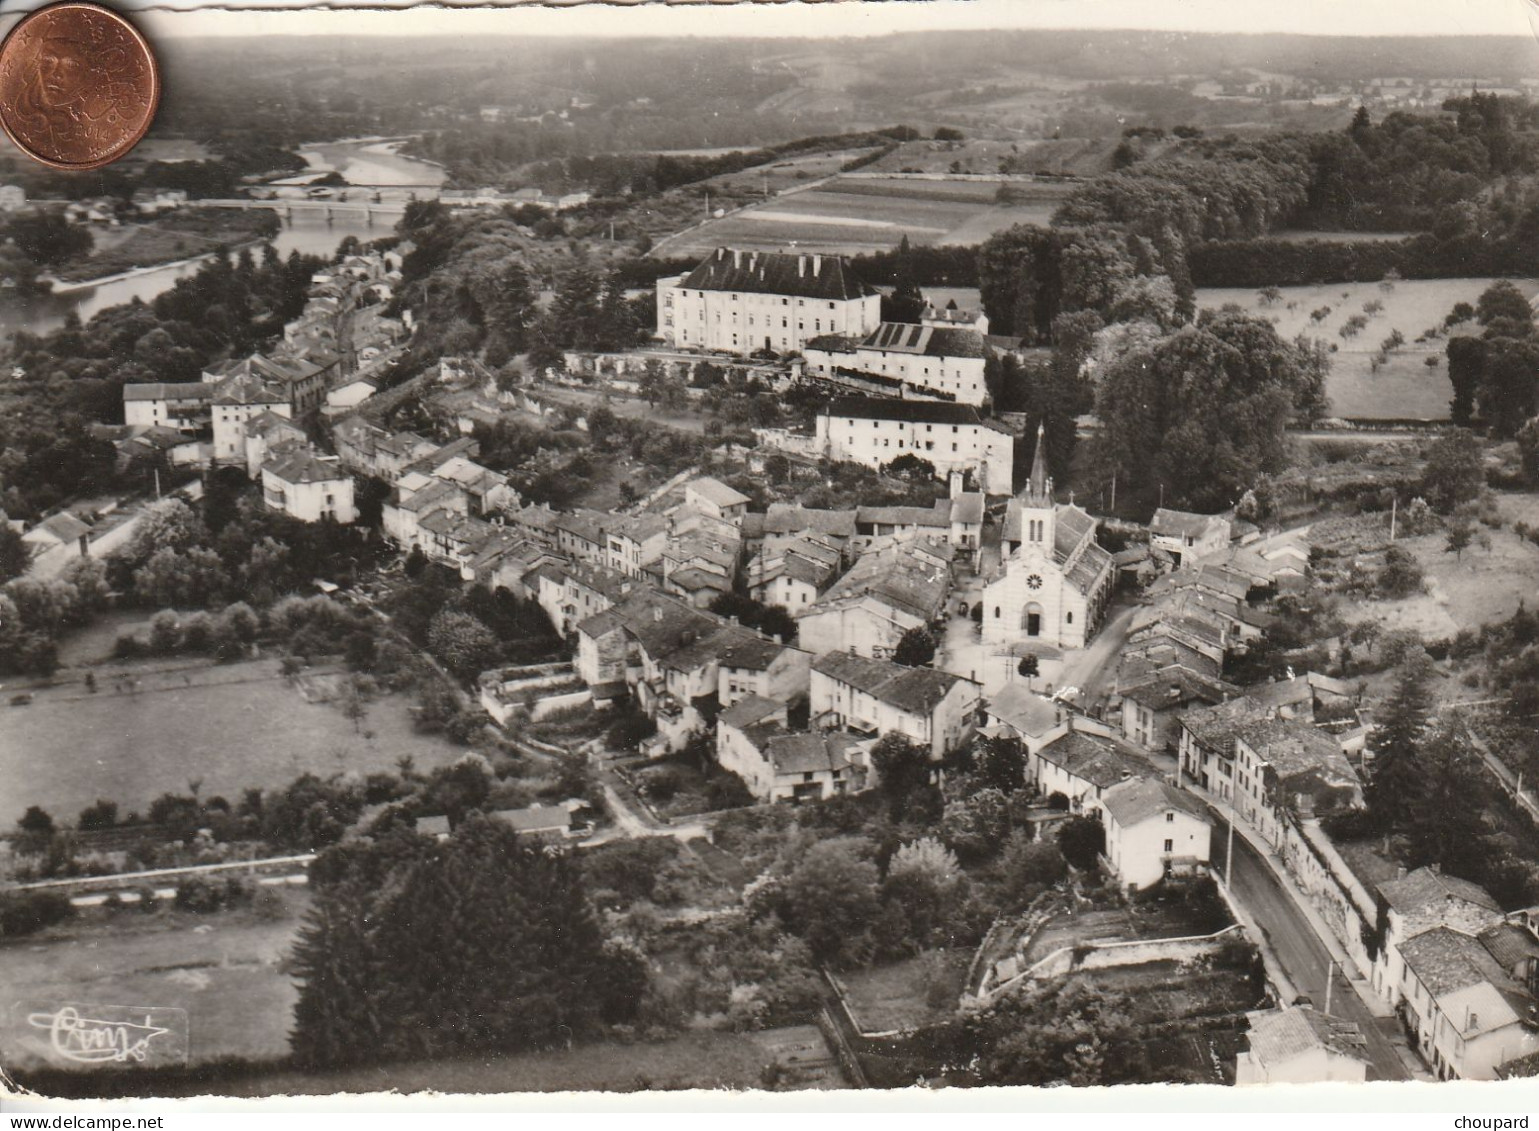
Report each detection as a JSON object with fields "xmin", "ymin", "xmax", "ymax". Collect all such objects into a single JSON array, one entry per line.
[{"xmin": 0, "ymin": 2, "xmax": 159, "ymax": 170}]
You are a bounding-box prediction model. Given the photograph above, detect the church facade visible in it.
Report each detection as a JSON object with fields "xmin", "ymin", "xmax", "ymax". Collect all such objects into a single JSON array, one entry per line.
[{"xmin": 981, "ymin": 427, "xmax": 1116, "ymax": 652}]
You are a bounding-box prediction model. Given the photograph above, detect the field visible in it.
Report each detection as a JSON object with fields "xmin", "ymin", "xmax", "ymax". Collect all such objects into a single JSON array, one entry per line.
[
  {"xmin": 1196, "ymin": 278, "xmax": 1539, "ymax": 421},
  {"xmin": 655, "ymin": 175, "xmax": 1069, "ymax": 258},
  {"xmin": 0, "ymin": 656, "xmax": 465, "ymax": 824},
  {"xmin": 836, "ymin": 949, "xmax": 971, "ymax": 1033},
  {"xmin": 0, "ymin": 891, "xmax": 306, "ymax": 1069},
  {"xmin": 1338, "ymin": 521, "xmax": 1539, "ymax": 640}
]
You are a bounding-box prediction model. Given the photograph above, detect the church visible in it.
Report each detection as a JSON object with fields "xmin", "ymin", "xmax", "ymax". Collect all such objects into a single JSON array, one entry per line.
[{"xmin": 981, "ymin": 426, "xmax": 1116, "ymax": 652}]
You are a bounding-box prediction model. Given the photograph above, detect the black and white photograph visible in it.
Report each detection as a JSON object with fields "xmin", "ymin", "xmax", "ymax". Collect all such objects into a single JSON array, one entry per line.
[{"xmin": 4, "ymin": 0, "xmax": 1539, "ymax": 1106}]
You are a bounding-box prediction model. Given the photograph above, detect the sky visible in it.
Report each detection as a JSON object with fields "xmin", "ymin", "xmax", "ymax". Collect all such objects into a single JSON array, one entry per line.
[{"xmin": 64, "ymin": 0, "xmax": 1536, "ymax": 41}]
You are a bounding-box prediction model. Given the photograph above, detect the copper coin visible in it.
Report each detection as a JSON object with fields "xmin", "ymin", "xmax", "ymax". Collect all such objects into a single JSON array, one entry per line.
[{"xmin": 0, "ymin": 2, "xmax": 159, "ymax": 171}]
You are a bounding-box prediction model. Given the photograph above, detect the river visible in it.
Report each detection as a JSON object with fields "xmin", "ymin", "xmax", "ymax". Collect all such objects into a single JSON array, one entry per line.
[{"xmin": 0, "ymin": 138, "xmax": 444, "ymax": 339}]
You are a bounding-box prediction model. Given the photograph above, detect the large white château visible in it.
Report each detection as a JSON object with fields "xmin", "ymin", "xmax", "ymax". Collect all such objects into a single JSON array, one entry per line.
[
  {"xmin": 655, "ymin": 247, "xmax": 881, "ymax": 356},
  {"xmin": 981, "ymin": 425, "xmax": 1115, "ymax": 651}
]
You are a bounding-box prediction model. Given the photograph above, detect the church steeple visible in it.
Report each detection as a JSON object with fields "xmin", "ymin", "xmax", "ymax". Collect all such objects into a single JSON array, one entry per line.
[{"xmin": 1023, "ymin": 422, "xmax": 1052, "ymax": 506}]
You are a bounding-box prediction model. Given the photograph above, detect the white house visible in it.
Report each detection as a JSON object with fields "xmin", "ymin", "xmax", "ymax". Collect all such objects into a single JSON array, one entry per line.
[
  {"xmin": 0, "ymin": 184, "xmax": 27, "ymax": 212},
  {"xmin": 656, "ymin": 247, "xmax": 881, "ymax": 356},
  {"xmin": 243, "ymin": 411, "xmax": 309, "ymax": 480},
  {"xmin": 1235, "ymin": 1007, "xmax": 1370, "ymax": 1085},
  {"xmin": 1099, "ymin": 776, "xmax": 1212, "ymax": 891},
  {"xmin": 815, "ymin": 395, "xmax": 1015, "ymax": 494},
  {"xmin": 324, "ymin": 375, "xmax": 379, "ymax": 414},
  {"xmin": 795, "ymin": 536, "xmax": 952, "ymax": 660},
  {"xmin": 261, "ymin": 450, "xmax": 357, "ymax": 524},
  {"xmin": 211, "ymin": 372, "xmax": 291, "ymax": 465},
  {"xmin": 122, "ymin": 382, "xmax": 214, "ymax": 432},
  {"xmin": 683, "ymin": 476, "xmax": 751, "ymax": 525},
  {"xmin": 802, "ymin": 322, "xmax": 991, "ymax": 406},
  {"xmin": 1031, "ymin": 727, "xmax": 1152, "ymax": 814},
  {"xmin": 810, "ymin": 650, "xmax": 980, "ymax": 760}
]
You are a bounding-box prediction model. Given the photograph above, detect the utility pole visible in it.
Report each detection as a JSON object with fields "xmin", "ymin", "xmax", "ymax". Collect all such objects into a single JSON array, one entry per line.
[
  {"xmin": 1110, "ymin": 470, "xmax": 1116, "ymax": 512},
  {"xmin": 1324, "ymin": 959, "xmax": 1336, "ymax": 1015},
  {"xmin": 1390, "ymin": 495, "xmax": 1397, "ymax": 542},
  {"xmin": 1225, "ymin": 814, "xmax": 1235, "ymax": 889}
]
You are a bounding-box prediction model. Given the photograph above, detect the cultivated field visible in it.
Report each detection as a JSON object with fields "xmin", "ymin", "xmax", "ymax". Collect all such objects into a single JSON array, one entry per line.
[
  {"xmin": 656, "ymin": 175, "xmax": 1069, "ymax": 258},
  {"xmin": 0, "ymin": 657, "xmax": 465, "ymax": 824},
  {"xmin": 1197, "ymin": 278, "xmax": 1539, "ymax": 421}
]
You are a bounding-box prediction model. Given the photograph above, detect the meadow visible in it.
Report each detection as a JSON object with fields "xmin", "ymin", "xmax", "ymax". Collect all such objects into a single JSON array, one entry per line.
[
  {"xmin": 0, "ymin": 656, "xmax": 465, "ymax": 824},
  {"xmin": 1196, "ymin": 278, "xmax": 1539, "ymax": 421}
]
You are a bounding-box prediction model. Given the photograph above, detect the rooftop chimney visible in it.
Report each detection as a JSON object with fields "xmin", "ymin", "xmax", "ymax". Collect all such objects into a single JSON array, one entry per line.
[
  {"xmin": 813, "ymin": 255, "xmax": 822, "ymax": 277},
  {"xmin": 733, "ymin": 249, "xmax": 742, "ymax": 269},
  {"xmin": 798, "ymin": 255, "xmax": 806, "ymax": 278}
]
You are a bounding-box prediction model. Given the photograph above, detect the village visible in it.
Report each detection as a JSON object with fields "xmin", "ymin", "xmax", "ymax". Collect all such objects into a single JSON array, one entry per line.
[{"xmin": 9, "ymin": 11, "xmax": 1539, "ymax": 1097}]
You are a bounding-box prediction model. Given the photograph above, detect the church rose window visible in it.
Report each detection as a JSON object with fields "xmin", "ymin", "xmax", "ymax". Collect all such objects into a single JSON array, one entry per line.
[{"xmin": 1026, "ymin": 574, "xmax": 1043, "ymax": 590}]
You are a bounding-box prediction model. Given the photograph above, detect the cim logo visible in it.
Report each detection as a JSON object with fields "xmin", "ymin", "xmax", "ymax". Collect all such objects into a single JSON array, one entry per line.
[{"xmin": 12, "ymin": 1002, "xmax": 188, "ymax": 1069}]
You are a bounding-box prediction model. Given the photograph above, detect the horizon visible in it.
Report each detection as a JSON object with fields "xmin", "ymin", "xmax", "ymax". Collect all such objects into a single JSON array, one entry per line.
[{"xmin": 3, "ymin": 0, "xmax": 1525, "ymax": 42}]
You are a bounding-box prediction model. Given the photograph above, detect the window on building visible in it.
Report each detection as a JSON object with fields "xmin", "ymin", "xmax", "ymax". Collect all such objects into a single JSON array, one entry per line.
[
  {"xmin": 1066, "ymin": 611, "xmax": 1073, "ymax": 624},
  {"xmin": 1163, "ymin": 839, "xmax": 1174, "ymax": 853},
  {"xmin": 1165, "ymin": 812, "xmax": 1174, "ymax": 823}
]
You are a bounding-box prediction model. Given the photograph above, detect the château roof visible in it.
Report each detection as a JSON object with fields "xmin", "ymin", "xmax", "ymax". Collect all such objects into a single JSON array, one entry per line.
[{"xmin": 677, "ymin": 247, "xmax": 877, "ymax": 302}]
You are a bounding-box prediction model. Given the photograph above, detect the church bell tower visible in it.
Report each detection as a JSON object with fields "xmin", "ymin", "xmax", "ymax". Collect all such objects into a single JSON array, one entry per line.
[{"xmin": 1017, "ymin": 422, "xmax": 1054, "ymax": 553}]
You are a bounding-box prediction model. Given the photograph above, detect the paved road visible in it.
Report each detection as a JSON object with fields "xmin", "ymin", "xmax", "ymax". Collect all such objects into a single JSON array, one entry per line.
[
  {"xmin": 1220, "ymin": 830, "xmax": 1411, "ymax": 1081},
  {"xmin": 1059, "ymin": 600, "xmax": 1139, "ymax": 713}
]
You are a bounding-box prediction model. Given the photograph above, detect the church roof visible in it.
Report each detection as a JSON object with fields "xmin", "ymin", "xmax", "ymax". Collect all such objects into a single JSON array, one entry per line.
[{"xmin": 822, "ymin": 395, "xmax": 983, "ymax": 427}]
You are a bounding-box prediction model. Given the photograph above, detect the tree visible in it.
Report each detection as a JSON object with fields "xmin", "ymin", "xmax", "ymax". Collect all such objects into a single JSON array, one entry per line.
[
  {"xmin": 1056, "ymin": 815, "xmax": 1105, "ymax": 871},
  {"xmin": 780, "ymin": 836, "xmax": 881, "ymax": 967},
  {"xmin": 0, "ymin": 524, "xmax": 28, "ymax": 584},
  {"xmin": 940, "ymin": 788, "xmax": 1012, "ymax": 862},
  {"xmin": 871, "ymin": 733, "xmax": 935, "ymax": 820},
  {"xmin": 1446, "ymin": 517, "xmax": 1474, "ymax": 560},
  {"xmin": 1477, "ymin": 279, "xmax": 1533, "ymax": 330},
  {"xmin": 292, "ymin": 815, "xmax": 632, "ymax": 1068},
  {"xmin": 1365, "ymin": 650, "xmax": 1433, "ymax": 830},
  {"xmin": 1016, "ymin": 654, "xmax": 1040, "ymax": 688},
  {"xmin": 78, "ymin": 799, "xmax": 118, "ymax": 831},
  {"xmin": 1096, "ymin": 310, "xmax": 1313, "ymax": 511},
  {"xmin": 1446, "ymin": 336, "xmax": 1486, "ymax": 426},
  {"xmin": 883, "ymin": 837, "xmax": 966, "ymax": 949},
  {"xmin": 1378, "ymin": 544, "xmax": 1424, "ymax": 598},
  {"xmin": 893, "ymin": 626, "xmax": 937, "ymax": 668},
  {"xmin": 1000, "ymin": 831, "xmax": 1067, "ymax": 903},
  {"xmin": 17, "ymin": 805, "xmax": 55, "ymax": 848},
  {"xmin": 1421, "ymin": 428, "xmax": 1484, "ymax": 514},
  {"xmin": 426, "ymin": 609, "xmax": 498, "ymax": 681},
  {"xmin": 975, "ymin": 734, "xmax": 1027, "ymax": 794}
]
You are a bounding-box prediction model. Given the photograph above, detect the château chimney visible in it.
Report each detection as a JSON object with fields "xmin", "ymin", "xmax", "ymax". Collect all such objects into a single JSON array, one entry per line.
[{"xmin": 813, "ymin": 254, "xmax": 822, "ymax": 277}]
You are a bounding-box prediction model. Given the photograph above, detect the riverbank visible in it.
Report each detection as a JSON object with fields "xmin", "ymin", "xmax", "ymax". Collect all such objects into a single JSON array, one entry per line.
[{"xmin": 48, "ymin": 211, "xmax": 281, "ymax": 286}]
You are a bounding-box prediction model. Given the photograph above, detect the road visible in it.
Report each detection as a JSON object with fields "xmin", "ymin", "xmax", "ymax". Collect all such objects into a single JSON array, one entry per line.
[
  {"xmin": 1219, "ymin": 830, "xmax": 1412, "ymax": 1081},
  {"xmin": 1059, "ymin": 600, "xmax": 1139, "ymax": 712}
]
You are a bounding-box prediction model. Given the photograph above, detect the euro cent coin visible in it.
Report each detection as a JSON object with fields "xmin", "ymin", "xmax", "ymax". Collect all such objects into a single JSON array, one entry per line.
[{"xmin": 0, "ymin": 2, "xmax": 160, "ymax": 170}]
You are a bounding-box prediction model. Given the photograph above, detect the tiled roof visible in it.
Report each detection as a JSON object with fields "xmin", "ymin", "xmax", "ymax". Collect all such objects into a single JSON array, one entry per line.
[
  {"xmin": 812, "ymin": 650, "xmax": 974, "ymax": 715},
  {"xmin": 122, "ymin": 381, "xmax": 214, "ymax": 402},
  {"xmin": 1244, "ymin": 1007, "xmax": 1368, "ymax": 1067},
  {"xmin": 1400, "ymin": 926, "xmax": 1511, "ymax": 997},
  {"xmin": 856, "ymin": 502, "xmax": 951, "ymax": 529},
  {"xmin": 264, "ymin": 450, "xmax": 349, "ymax": 486},
  {"xmin": 29, "ymin": 511, "xmax": 91, "ymax": 543},
  {"xmin": 719, "ymin": 694, "xmax": 785, "ymax": 730},
  {"xmin": 212, "ymin": 371, "xmax": 287, "ymax": 407},
  {"xmin": 1119, "ymin": 665, "xmax": 1238, "ymax": 711},
  {"xmin": 1101, "ymin": 776, "xmax": 1209, "ymax": 829},
  {"xmin": 822, "ymin": 394, "xmax": 982, "ymax": 427},
  {"xmin": 490, "ymin": 804, "xmax": 571, "ymax": 834},
  {"xmin": 1037, "ymin": 730, "xmax": 1152, "ymax": 790},
  {"xmin": 950, "ymin": 492, "xmax": 985, "ymax": 526},
  {"xmin": 1379, "ymin": 866, "xmax": 1500, "ymax": 918},
  {"xmin": 766, "ymin": 732, "xmax": 861, "ymax": 776},
  {"xmin": 762, "ymin": 503, "xmax": 857, "ymax": 540},
  {"xmin": 245, "ymin": 410, "xmax": 306, "ymax": 439},
  {"xmin": 677, "ymin": 247, "xmax": 877, "ymax": 302},
  {"xmin": 1151, "ymin": 508, "xmax": 1230, "ymax": 540},
  {"xmin": 985, "ymin": 683, "xmax": 1062, "ymax": 738},
  {"xmin": 687, "ymin": 476, "xmax": 751, "ymax": 509},
  {"xmin": 807, "ymin": 539, "xmax": 951, "ymax": 622}
]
